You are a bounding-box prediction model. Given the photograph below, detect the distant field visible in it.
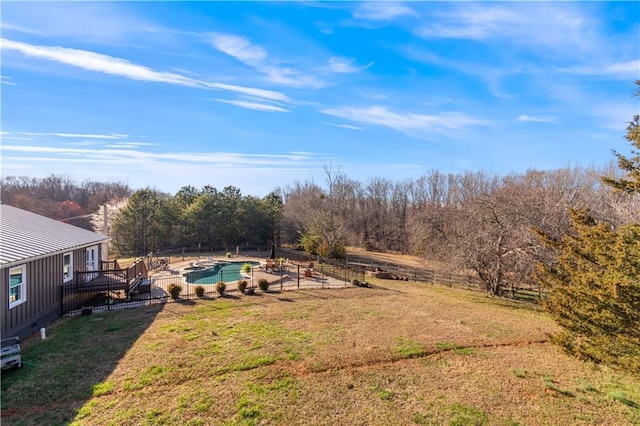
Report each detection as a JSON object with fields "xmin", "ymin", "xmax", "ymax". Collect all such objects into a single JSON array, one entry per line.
[
  {"xmin": 347, "ymin": 247, "xmax": 450, "ymax": 271},
  {"xmin": 2, "ymin": 280, "xmax": 638, "ymax": 425}
]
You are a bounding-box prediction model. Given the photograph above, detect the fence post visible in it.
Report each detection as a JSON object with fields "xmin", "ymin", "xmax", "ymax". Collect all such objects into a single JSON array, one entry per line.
[{"xmin": 107, "ymin": 276, "xmax": 111, "ymax": 311}]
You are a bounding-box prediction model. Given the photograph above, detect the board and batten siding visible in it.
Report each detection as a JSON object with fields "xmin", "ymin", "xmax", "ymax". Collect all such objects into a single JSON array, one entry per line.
[{"xmin": 1, "ymin": 245, "xmax": 97, "ymax": 339}]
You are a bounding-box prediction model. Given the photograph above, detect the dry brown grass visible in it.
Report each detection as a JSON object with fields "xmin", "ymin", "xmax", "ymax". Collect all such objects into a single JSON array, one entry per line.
[
  {"xmin": 347, "ymin": 247, "xmax": 449, "ymax": 271},
  {"xmin": 2, "ymin": 280, "xmax": 638, "ymax": 425}
]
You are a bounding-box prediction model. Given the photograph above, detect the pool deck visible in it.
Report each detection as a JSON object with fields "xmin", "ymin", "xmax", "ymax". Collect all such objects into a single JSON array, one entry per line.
[{"xmin": 150, "ymin": 256, "xmax": 351, "ymax": 296}]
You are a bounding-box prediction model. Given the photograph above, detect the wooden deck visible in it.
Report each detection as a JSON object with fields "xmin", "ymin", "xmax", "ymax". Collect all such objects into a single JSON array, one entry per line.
[{"xmin": 76, "ymin": 275, "xmax": 130, "ymax": 293}]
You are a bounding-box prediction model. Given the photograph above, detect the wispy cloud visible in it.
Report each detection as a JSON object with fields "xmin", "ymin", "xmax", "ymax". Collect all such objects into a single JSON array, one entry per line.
[
  {"xmin": 321, "ymin": 105, "xmax": 488, "ymax": 138},
  {"xmin": 326, "ymin": 56, "xmax": 373, "ymax": 74},
  {"xmin": 215, "ymin": 99, "xmax": 290, "ymax": 113},
  {"xmin": 353, "ymin": 2, "xmax": 416, "ymax": 20},
  {"xmin": 0, "ymin": 38, "xmax": 291, "ymax": 103},
  {"xmin": 556, "ymin": 59, "xmax": 640, "ymax": 79},
  {"xmin": 104, "ymin": 142, "xmax": 158, "ymax": 149},
  {"xmin": 1, "ymin": 144, "xmax": 315, "ymax": 166},
  {"xmin": 1, "ymin": 2, "xmax": 157, "ymax": 43},
  {"xmin": 517, "ymin": 115, "xmax": 554, "ymax": 123},
  {"xmin": 1, "ymin": 131, "xmax": 129, "ymax": 139},
  {"xmin": 209, "ymin": 33, "xmax": 267, "ymax": 65},
  {"xmin": 52, "ymin": 132, "xmax": 129, "ymax": 139},
  {"xmin": 1, "ymin": 75, "xmax": 17, "ymax": 86},
  {"xmin": 210, "ymin": 32, "xmax": 324, "ymax": 88},
  {"xmin": 322, "ymin": 122, "xmax": 362, "ymax": 131},
  {"xmin": 1, "ymin": 144, "xmax": 326, "ymax": 195},
  {"xmin": 415, "ymin": 3, "xmax": 603, "ymax": 56}
]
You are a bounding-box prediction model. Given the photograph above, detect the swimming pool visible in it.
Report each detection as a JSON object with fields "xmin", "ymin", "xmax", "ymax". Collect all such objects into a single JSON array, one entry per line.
[{"xmin": 184, "ymin": 261, "xmax": 259, "ymax": 284}]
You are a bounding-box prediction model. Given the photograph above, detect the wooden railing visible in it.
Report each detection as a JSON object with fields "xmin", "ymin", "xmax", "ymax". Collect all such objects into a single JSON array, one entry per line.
[{"xmin": 75, "ymin": 258, "xmax": 147, "ymax": 287}]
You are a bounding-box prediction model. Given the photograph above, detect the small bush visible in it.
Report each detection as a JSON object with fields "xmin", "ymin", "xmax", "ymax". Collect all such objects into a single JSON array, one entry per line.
[
  {"xmin": 225, "ymin": 251, "xmax": 232, "ymax": 258},
  {"xmin": 215, "ymin": 281, "xmax": 226, "ymax": 295},
  {"xmin": 167, "ymin": 283, "xmax": 182, "ymax": 299},
  {"xmin": 237, "ymin": 280, "xmax": 248, "ymax": 294},
  {"xmin": 194, "ymin": 285, "xmax": 205, "ymax": 298},
  {"xmin": 258, "ymin": 279, "xmax": 269, "ymax": 292},
  {"xmin": 241, "ymin": 263, "xmax": 252, "ymax": 273},
  {"xmin": 352, "ymin": 278, "xmax": 360, "ymax": 286}
]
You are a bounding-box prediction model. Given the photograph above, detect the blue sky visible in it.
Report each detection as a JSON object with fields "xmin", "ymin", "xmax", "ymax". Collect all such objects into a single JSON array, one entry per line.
[{"xmin": 1, "ymin": 1, "xmax": 638, "ymax": 196}]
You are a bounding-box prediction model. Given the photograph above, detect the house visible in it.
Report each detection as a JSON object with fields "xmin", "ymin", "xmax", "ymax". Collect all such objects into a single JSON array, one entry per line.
[{"xmin": 0, "ymin": 204, "xmax": 110, "ymax": 339}]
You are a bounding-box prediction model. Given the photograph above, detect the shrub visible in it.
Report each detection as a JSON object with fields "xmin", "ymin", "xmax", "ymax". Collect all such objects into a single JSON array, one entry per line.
[
  {"xmin": 167, "ymin": 283, "xmax": 182, "ymax": 300},
  {"xmin": 194, "ymin": 285, "xmax": 205, "ymax": 298},
  {"xmin": 257, "ymin": 279, "xmax": 269, "ymax": 292},
  {"xmin": 215, "ymin": 281, "xmax": 226, "ymax": 295},
  {"xmin": 241, "ymin": 263, "xmax": 252, "ymax": 273},
  {"xmin": 352, "ymin": 278, "xmax": 360, "ymax": 286},
  {"xmin": 237, "ymin": 280, "xmax": 248, "ymax": 294},
  {"xmin": 225, "ymin": 251, "xmax": 232, "ymax": 258}
]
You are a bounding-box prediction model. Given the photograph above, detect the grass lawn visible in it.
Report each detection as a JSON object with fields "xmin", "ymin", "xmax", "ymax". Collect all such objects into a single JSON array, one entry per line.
[{"xmin": 2, "ymin": 280, "xmax": 639, "ymax": 425}]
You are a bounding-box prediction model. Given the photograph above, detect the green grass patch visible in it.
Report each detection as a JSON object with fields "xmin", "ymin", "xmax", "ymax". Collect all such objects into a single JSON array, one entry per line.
[
  {"xmin": 92, "ymin": 381, "xmax": 114, "ymax": 397},
  {"xmin": 378, "ymin": 388, "xmax": 395, "ymax": 401},
  {"xmin": 394, "ymin": 336, "xmax": 426, "ymax": 359},
  {"xmin": 284, "ymin": 346, "xmax": 302, "ymax": 360},
  {"xmin": 607, "ymin": 390, "xmax": 638, "ymax": 408},
  {"xmin": 124, "ymin": 365, "xmax": 167, "ymax": 391},
  {"xmin": 436, "ymin": 342, "xmax": 475, "ymax": 355},
  {"xmin": 446, "ymin": 402, "xmax": 489, "ymax": 426},
  {"xmin": 542, "ymin": 375, "xmax": 575, "ymax": 397},
  {"xmin": 511, "ymin": 368, "xmax": 528, "ymax": 379},
  {"xmin": 230, "ymin": 356, "xmax": 277, "ymax": 372},
  {"xmin": 412, "ymin": 411, "xmax": 433, "ymax": 425}
]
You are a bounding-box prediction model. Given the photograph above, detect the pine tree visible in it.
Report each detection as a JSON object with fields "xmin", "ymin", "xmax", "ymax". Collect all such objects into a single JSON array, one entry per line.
[{"xmin": 533, "ymin": 81, "xmax": 640, "ymax": 373}]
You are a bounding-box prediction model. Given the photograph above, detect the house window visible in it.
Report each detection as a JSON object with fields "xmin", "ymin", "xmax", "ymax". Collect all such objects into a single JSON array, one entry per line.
[
  {"xmin": 9, "ymin": 265, "xmax": 26, "ymax": 308},
  {"xmin": 63, "ymin": 252, "xmax": 73, "ymax": 283}
]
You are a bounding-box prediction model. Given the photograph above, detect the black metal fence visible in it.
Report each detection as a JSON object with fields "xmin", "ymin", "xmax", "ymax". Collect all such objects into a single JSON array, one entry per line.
[{"xmin": 61, "ymin": 246, "xmax": 541, "ymax": 317}]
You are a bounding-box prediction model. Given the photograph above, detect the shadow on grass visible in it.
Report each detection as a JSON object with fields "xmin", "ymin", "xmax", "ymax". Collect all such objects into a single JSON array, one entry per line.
[
  {"xmin": 219, "ymin": 293, "xmax": 240, "ymax": 300},
  {"xmin": 0, "ymin": 305, "xmax": 163, "ymax": 425}
]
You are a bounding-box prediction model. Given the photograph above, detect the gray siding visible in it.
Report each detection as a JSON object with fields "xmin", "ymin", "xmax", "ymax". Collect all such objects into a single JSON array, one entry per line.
[{"xmin": 1, "ymin": 245, "xmax": 101, "ymax": 339}]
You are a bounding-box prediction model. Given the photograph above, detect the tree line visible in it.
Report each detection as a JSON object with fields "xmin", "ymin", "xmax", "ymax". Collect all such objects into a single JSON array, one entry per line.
[
  {"xmin": 0, "ymin": 175, "xmax": 132, "ymax": 229},
  {"xmin": 108, "ymin": 185, "xmax": 283, "ymax": 257},
  {"xmin": 279, "ymin": 163, "xmax": 636, "ymax": 295}
]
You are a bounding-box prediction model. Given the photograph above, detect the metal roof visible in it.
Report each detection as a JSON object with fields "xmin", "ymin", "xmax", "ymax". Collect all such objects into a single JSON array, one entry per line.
[{"xmin": 0, "ymin": 204, "xmax": 110, "ymax": 268}]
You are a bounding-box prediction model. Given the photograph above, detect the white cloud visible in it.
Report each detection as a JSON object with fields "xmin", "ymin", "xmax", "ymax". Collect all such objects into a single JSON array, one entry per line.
[
  {"xmin": 209, "ymin": 32, "xmax": 371, "ymax": 88},
  {"xmin": 321, "ymin": 105, "xmax": 488, "ymax": 138},
  {"xmin": 1, "ymin": 75, "xmax": 17, "ymax": 86},
  {"xmin": 207, "ymin": 82, "xmax": 290, "ymax": 103},
  {"xmin": 103, "ymin": 142, "xmax": 157, "ymax": 149},
  {"xmin": 1, "ymin": 146, "xmax": 328, "ymax": 196},
  {"xmin": 556, "ymin": 59, "xmax": 640, "ymax": 79},
  {"xmin": 1, "ymin": 144, "xmax": 314, "ymax": 166},
  {"xmin": 517, "ymin": 115, "xmax": 554, "ymax": 123},
  {"xmin": 322, "ymin": 122, "xmax": 362, "ymax": 131},
  {"xmin": 353, "ymin": 2, "xmax": 416, "ymax": 20},
  {"xmin": 215, "ymin": 99, "xmax": 290, "ymax": 113},
  {"xmin": 415, "ymin": 3, "xmax": 603, "ymax": 56},
  {"xmin": 52, "ymin": 132, "xmax": 129, "ymax": 139},
  {"xmin": 262, "ymin": 66, "xmax": 325, "ymax": 89},
  {"xmin": 1, "ymin": 131, "xmax": 129, "ymax": 139},
  {"xmin": 210, "ymin": 33, "xmax": 267, "ymax": 65},
  {"xmin": 0, "ymin": 38, "xmax": 290, "ymax": 103},
  {"xmin": 326, "ymin": 56, "xmax": 373, "ymax": 74},
  {"xmin": 1, "ymin": 2, "xmax": 157, "ymax": 43},
  {"xmin": 209, "ymin": 32, "xmax": 325, "ymax": 88}
]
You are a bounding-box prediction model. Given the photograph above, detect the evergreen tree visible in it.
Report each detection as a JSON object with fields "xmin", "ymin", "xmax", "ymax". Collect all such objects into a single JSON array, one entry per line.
[
  {"xmin": 111, "ymin": 188, "xmax": 169, "ymax": 256},
  {"xmin": 533, "ymin": 81, "xmax": 640, "ymax": 373}
]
